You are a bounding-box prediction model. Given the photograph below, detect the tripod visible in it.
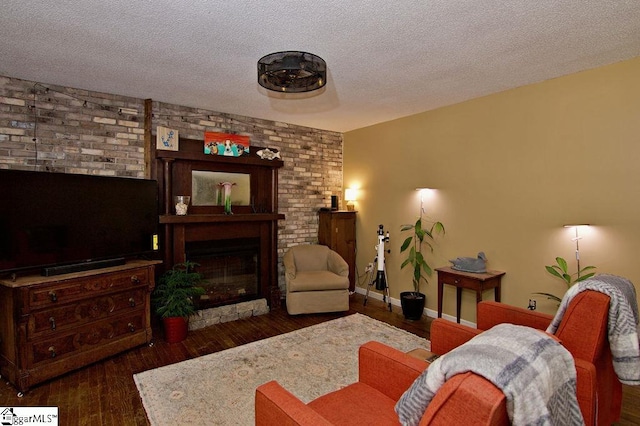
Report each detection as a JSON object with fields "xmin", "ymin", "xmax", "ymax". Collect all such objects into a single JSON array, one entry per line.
[{"xmin": 364, "ymin": 224, "xmax": 392, "ymax": 312}]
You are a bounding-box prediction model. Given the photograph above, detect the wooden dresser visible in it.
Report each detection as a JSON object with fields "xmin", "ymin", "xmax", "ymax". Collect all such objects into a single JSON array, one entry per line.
[
  {"xmin": 318, "ymin": 210, "xmax": 357, "ymax": 292},
  {"xmin": 0, "ymin": 260, "xmax": 160, "ymax": 394}
]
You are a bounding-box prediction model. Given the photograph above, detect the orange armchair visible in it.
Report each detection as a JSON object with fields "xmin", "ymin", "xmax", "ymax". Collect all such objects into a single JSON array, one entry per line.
[
  {"xmin": 255, "ymin": 341, "xmax": 508, "ymax": 426},
  {"xmin": 431, "ymin": 290, "xmax": 620, "ymax": 426},
  {"xmin": 255, "ymin": 291, "xmax": 615, "ymax": 425}
]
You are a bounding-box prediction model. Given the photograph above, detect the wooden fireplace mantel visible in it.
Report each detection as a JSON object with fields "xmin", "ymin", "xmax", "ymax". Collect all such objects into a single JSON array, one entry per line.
[
  {"xmin": 159, "ymin": 213, "xmax": 285, "ymax": 224},
  {"xmin": 152, "ymin": 136, "xmax": 285, "ymax": 307}
]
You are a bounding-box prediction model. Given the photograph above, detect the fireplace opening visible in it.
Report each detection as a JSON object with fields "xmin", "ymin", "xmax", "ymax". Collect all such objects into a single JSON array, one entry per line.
[{"xmin": 186, "ymin": 238, "xmax": 260, "ymax": 308}]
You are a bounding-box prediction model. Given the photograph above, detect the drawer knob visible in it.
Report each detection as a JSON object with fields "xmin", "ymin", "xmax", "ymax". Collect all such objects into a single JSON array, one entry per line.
[
  {"xmin": 129, "ymin": 298, "xmax": 136, "ymax": 307},
  {"xmin": 49, "ymin": 291, "xmax": 57, "ymax": 302},
  {"xmin": 128, "ymin": 323, "xmax": 135, "ymax": 332},
  {"xmin": 49, "ymin": 317, "xmax": 56, "ymax": 330},
  {"xmin": 48, "ymin": 346, "xmax": 56, "ymax": 358},
  {"xmin": 131, "ymin": 275, "xmax": 140, "ymax": 284},
  {"xmin": 454, "ymin": 279, "xmax": 460, "ymax": 284}
]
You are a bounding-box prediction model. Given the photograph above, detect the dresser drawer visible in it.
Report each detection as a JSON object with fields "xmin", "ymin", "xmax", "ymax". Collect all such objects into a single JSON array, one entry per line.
[
  {"xmin": 29, "ymin": 311, "xmax": 146, "ymax": 365},
  {"xmin": 28, "ymin": 267, "xmax": 150, "ymax": 308},
  {"xmin": 28, "ymin": 288, "xmax": 147, "ymax": 337}
]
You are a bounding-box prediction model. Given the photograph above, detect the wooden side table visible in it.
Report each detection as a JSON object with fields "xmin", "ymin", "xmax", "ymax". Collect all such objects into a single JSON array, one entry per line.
[
  {"xmin": 406, "ymin": 348, "xmax": 440, "ymax": 363},
  {"xmin": 436, "ymin": 266, "xmax": 506, "ymax": 323}
]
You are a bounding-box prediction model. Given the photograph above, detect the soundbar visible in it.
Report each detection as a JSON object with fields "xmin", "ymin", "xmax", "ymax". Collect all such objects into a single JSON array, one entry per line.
[{"xmin": 42, "ymin": 257, "xmax": 126, "ymax": 277}]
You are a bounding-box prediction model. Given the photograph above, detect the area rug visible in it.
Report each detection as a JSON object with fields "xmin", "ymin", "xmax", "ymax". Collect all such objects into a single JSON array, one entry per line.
[{"xmin": 134, "ymin": 313, "xmax": 429, "ymax": 425}]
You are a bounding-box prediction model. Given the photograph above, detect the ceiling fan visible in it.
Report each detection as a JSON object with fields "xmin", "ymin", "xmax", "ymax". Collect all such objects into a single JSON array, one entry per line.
[{"xmin": 258, "ymin": 51, "xmax": 326, "ymax": 93}]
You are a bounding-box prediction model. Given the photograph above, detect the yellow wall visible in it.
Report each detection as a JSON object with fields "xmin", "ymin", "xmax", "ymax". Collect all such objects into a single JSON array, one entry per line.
[{"xmin": 344, "ymin": 57, "xmax": 640, "ymax": 321}]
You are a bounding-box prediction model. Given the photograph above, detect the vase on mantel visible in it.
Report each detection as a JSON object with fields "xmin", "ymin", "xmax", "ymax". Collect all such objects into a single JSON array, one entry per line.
[{"xmin": 218, "ymin": 181, "xmax": 236, "ymax": 215}]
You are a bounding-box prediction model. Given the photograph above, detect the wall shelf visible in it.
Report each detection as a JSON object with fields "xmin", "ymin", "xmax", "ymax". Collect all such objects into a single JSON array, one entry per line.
[{"xmin": 156, "ymin": 149, "xmax": 284, "ymax": 168}]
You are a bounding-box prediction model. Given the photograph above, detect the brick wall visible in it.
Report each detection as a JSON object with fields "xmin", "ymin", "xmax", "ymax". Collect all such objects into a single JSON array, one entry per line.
[
  {"xmin": 0, "ymin": 75, "xmax": 344, "ymax": 291},
  {"xmin": 0, "ymin": 76, "xmax": 145, "ymax": 177}
]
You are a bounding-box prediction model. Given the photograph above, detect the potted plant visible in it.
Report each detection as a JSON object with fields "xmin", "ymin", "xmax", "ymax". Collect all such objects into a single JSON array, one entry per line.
[
  {"xmin": 152, "ymin": 261, "xmax": 205, "ymax": 343},
  {"xmin": 534, "ymin": 256, "xmax": 596, "ymax": 305},
  {"xmin": 400, "ymin": 215, "xmax": 445, "ymax": 320}
]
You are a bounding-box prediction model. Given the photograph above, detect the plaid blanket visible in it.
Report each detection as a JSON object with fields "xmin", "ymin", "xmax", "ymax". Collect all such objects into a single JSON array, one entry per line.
[
  {"xmin": 546, "ymin": 274, "xmax": 640, "ymax": 386},
  {"xmin": 396, "ymin": 324, "xmax": 584, "ymax": 426}
]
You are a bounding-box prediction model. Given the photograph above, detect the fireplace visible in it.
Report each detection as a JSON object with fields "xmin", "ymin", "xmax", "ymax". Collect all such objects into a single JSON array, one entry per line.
[
  {"xmin": 155, "ymin": 136, "xmax": 285, "ymax": 310},
  {"xmin": 186, "ymin": 238, "xmax": 260, "ymax": 308}
]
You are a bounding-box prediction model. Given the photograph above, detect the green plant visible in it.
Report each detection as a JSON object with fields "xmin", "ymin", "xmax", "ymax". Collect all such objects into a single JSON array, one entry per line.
[
  {"xmin": 535, "ymin": 256, "xmax": 596, "ymax": 303},
  {"xmin": 400, "ymin": 216, "xmax": 445, "ymax": 295},
  {"xmin": 152, "ymin": 261, "xmax": 206, "ymax": 318}
]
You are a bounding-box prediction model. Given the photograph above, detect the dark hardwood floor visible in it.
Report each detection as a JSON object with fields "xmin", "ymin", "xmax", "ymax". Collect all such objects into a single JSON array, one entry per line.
[{"xmin": 1, "ymin": 294, "xmax": 637, "ymax": 425}]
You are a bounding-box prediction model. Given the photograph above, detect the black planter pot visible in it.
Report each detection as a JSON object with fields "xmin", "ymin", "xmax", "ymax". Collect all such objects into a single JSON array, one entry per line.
[{"xmin": 400, "ymin": 291, "xmax": 426, "ymax": 320}]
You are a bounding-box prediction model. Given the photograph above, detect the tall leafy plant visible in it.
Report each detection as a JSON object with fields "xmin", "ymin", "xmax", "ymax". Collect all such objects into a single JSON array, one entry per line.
[
  {"xmin": 400, "ymin": 217, "xmax": 445, "ymax": 295},
  {"xmin": 535, "ymin": 256, "xmax": 596, "ymax": 304}
]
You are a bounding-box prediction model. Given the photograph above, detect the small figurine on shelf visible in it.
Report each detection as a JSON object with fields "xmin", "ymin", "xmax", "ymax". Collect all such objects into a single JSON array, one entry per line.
[
  {"xmin": 256, "ymin": 148, "xmax": 281, "ymax": 160},
  {"xmin": 218, "ymin": 182, "xmax": 236, "ymax": 215}
]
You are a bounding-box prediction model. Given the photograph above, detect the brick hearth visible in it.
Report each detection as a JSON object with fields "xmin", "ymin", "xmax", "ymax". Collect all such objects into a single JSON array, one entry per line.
[{"xmin": 188, "ymin": 299, "xmax": 270, "ymax": 330}]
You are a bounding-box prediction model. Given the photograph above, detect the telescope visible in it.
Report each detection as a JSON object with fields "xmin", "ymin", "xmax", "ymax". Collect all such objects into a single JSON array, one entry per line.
[
  {"xmin": 364, "ymin": 224, "xmax": 392, "ymax": 311},
  {"xmin": 375, "ymin": 224, "xmax": 390, "ymax": 290}
]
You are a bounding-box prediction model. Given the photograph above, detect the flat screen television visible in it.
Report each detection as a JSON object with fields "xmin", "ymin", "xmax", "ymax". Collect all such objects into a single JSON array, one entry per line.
[{"xmin": 0, "ymin": 169, "xmax": 159, "ymax": 277}]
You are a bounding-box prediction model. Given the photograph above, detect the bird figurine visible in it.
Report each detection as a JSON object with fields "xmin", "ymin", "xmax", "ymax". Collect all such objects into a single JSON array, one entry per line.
[{"xmin": 449, "ymin": 252, "xmax": 488, "ymax": 273}]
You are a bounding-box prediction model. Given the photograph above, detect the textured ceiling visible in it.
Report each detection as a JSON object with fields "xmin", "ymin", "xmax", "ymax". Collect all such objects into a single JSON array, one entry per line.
[{"xmin": 1, "ymin": 1, "xmax": 639, "ymax": 132}]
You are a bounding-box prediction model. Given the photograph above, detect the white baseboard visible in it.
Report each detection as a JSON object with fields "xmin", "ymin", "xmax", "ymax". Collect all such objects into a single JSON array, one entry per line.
[{"xmin": 353, "ymin": 286, "xmax": 477, "ymax": 328}]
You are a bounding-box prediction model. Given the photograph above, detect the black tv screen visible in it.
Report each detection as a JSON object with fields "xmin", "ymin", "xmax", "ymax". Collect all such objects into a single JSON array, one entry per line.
[{"xmin": 0, "ymin": 169, "xmax": 158, "ymax": 276}]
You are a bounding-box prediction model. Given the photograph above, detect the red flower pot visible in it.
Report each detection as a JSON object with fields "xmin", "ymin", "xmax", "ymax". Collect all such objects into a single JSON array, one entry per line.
[{"xmin": 163, "ymin": 316, "xmax": 188, "ymax": 343}]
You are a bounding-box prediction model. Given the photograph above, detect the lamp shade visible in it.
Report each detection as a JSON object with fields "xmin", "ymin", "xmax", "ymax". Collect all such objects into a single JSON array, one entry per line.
[
  {"xmin": 345, "ymin": 188, "xmax": 357, "ymax": 201},
  {"xmin": 258, "ymin": 51, "xmax": 326, "ymax": 93}
]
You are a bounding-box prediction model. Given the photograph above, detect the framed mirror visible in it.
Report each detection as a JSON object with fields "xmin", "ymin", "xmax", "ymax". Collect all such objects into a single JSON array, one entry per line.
[{"xmin": 191, "ymin": 171, "xmax": 251, "ymax": 206}]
